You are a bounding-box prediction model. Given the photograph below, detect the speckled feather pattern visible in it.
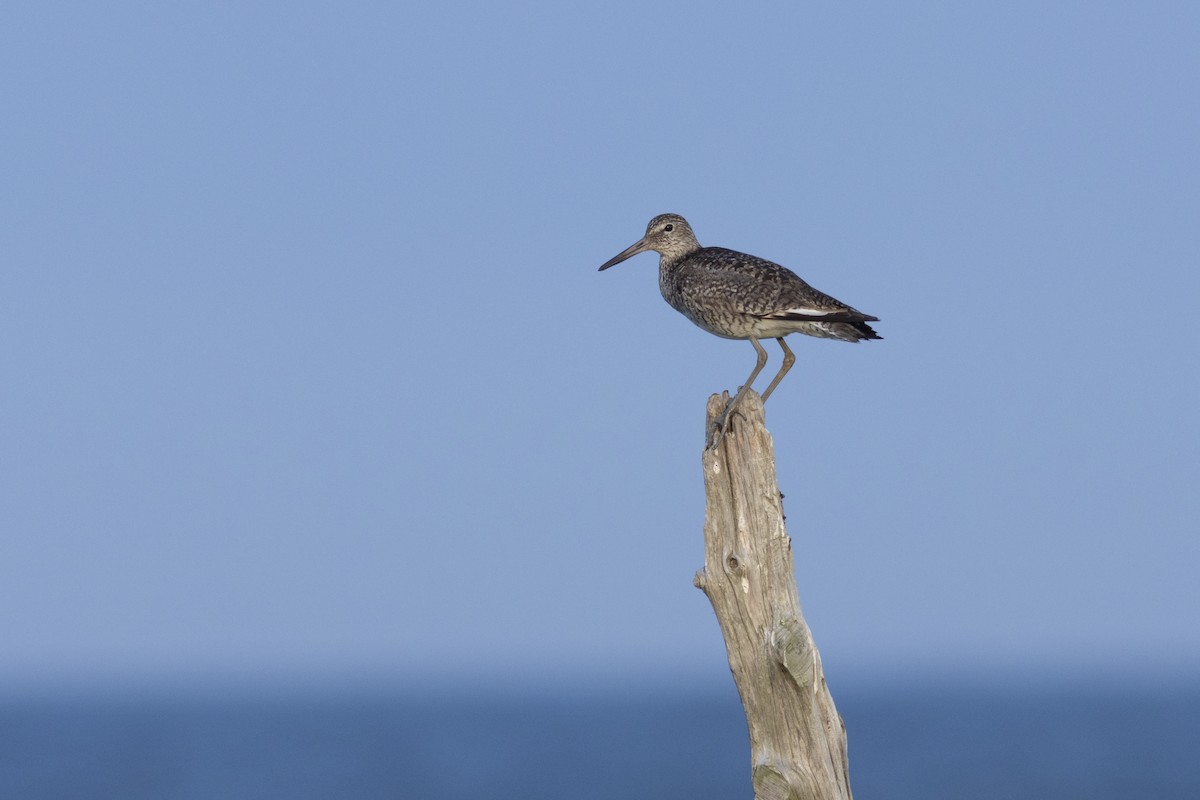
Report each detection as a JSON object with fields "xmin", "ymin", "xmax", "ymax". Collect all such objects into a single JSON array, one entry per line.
[{"xmin": 661, "ymin": 245, "xmax": 878, "ymax": 341}]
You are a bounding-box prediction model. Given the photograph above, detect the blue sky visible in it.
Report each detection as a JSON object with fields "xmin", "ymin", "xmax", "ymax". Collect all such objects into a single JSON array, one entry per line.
[{"xmin": 2, "ymin": 2, "xmax": 1197, "ymax": 692}]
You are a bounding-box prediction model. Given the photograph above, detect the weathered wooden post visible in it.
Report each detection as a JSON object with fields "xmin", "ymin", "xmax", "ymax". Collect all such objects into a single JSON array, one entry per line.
[{"xmin": 694, "ymin": 391, "xmax": 853, "ymax": 800}]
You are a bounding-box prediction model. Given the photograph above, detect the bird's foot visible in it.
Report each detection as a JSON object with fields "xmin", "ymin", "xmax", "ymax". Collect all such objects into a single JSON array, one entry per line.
[
  {"xmin": 705, "ymin": 419, "xmax": 726, "ymax": 450},
  {"xmin": 705, "ymin": 407, "xmax": 735, "ymax": 450}
]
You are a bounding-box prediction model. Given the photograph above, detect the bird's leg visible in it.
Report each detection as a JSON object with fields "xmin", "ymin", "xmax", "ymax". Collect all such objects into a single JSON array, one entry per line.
[
  {"xmin": 708, "ymin": 338, "xmax": 768, "ymax": 449},
  {"xmin": 760, "ymin": 337, "xmax": 795, "ymax": 402}
]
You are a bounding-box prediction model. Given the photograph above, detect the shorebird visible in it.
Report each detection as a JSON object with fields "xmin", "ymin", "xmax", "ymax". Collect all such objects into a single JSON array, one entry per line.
[{"xmin": 598, "ymin": 213, "xmax": 881, "ymax": 447}]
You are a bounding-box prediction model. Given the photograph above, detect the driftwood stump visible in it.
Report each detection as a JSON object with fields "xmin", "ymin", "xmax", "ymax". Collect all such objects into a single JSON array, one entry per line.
[{"xmin": 694, "ymin": 391, "xmax": 852, "ymax": 800}]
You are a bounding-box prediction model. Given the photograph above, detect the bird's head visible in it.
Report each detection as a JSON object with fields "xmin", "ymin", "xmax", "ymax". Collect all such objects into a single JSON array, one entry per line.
[{"xmin": 598, "ymin": 213, "xmax": 700, "ymax": 271}]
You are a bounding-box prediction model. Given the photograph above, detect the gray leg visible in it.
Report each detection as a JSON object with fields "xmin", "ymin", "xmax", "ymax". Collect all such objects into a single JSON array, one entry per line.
[
  {"xmin": 760, "ymin": 337, "xmax": 795, "ymax": 402},
  {"xmin": 708, "ymin": 338, "xmax": 768, "ymax": 449}
]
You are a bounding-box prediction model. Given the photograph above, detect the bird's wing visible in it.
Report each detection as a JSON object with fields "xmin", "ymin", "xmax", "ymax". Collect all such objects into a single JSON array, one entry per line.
[
  {"xmin": 682, "ymin": 249, "xmax": 877, "ymax": 321},
  {"xmin": 763, "ymin": 307, "xmax": 880, "ymax": 323}
]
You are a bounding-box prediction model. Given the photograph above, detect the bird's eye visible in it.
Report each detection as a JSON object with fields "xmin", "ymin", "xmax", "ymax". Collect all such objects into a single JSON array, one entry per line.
[{"xmin": 664, "ymin": 223, "xmax": 674, "ymax": 232}]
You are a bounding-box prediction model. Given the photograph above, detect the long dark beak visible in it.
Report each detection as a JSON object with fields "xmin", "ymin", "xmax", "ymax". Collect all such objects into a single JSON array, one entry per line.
[{"xmin": 598, "ymin": 237, "xmax": 652, "ymax": 271}]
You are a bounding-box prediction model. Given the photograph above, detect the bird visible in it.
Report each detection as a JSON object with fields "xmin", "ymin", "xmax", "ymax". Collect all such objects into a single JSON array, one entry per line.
[{"xmin": 598, "ymin": 213, "xmax": 881, "ymax": 447}]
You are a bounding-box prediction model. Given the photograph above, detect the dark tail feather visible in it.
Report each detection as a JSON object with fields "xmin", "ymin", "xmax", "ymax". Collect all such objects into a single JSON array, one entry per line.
[{"xmin": 850, "ymin": 320, "xmax": 882, "ymax": 341}]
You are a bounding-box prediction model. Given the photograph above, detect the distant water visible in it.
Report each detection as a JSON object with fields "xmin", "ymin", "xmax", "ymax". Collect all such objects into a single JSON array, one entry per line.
[{"xmin": 2, "ymin": 681, "xmax": 1197, "ymax": 799}]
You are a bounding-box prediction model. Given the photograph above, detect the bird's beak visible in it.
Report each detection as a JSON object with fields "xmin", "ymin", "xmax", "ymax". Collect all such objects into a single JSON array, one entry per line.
[{"xmin": 598, "ymin": 237, "xmax": 652, "ymax": 271}]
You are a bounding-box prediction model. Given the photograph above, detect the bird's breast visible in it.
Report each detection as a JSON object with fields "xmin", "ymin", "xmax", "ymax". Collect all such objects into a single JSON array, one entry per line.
[{"xmin": 659, "ymin": 258, "xmax": 779, "ymax": 340}]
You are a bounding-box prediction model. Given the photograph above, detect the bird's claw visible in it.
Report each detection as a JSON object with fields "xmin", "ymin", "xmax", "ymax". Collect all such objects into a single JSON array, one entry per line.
[
  {"xmin": 706, "ymin": 423, "xmax": 723, "ymax": 450},
  {"xmin": 706, "ymin": 408, "xmax": 734, "ymax": 450}
]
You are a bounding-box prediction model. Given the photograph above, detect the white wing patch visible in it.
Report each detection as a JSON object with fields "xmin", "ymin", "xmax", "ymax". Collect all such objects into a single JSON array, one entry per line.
[{"xmin": 768, "ymin": 306, "xmax": 848, "ymax": 319}]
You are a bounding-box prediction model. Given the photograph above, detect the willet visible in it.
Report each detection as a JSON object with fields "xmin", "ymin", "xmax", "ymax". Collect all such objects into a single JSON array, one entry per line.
[{"xmin": 598, "ymin": 213, "xmax": 881, "ymax": 447}]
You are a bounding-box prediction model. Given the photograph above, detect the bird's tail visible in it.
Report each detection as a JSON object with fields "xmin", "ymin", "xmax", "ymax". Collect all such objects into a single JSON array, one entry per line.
[
  {"xmin": 850, "ymin": 320, "xmax": 882, "ymax": 340},
  {"xmin": 833, "ymin": 320, "xmax": 882, "ymax": 341}
]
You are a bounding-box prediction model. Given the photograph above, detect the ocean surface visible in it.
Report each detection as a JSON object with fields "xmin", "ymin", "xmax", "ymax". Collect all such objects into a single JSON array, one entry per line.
[{"xmin": 2, "ymin": 679, "xmax": 1196, "ymax": 799}]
